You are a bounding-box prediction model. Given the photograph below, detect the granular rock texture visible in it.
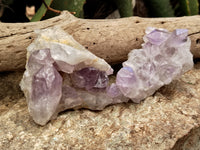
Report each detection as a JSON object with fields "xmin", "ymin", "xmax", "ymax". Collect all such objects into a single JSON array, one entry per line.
[{"xmin": 1, "ymin": 65, "xmax": 200, "ymax": 149}]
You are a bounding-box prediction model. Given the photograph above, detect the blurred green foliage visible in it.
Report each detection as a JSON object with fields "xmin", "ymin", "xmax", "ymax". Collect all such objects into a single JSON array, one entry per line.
[
  {"xmin": 31, "ymin": 0, "xmax": 52, "ymax": 22},
  {"xmin": 144, "ymin": 0, "xmax": 174, "ymax": 17},
  {"xmin": 1, "ymin": 0, "xmax": 200, "ymax": 22},
  {"xmin": 144, "ymin": 0, "xmax": 199, "ymax": 17},
  {"xmin": 31, "ymin": 0, "xmax": 134, "ymax": 21},
  {"xmin": 31, "ymin": 0, "xmax": 86, "ymax": 22},
  {"xmin": 112, "ymin": 0, "xmax": 133, "ymax": 17},
  {"xmin": 44, "ymin": 0, "xmax": 86, "ymax": 19},
  {"xmin": 177, "ymin": 0, "xmax": 199, "ymax": 16}
]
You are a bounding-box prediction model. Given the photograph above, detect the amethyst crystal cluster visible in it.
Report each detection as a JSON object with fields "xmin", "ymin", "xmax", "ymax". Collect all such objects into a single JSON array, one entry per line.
[
  {"xmin": 20, "ymin": 27, "xmax": 193, "ymax": 125},
  {"xmin": 116, "ymin": 27, "xmax": 193, "ymax": 103}
]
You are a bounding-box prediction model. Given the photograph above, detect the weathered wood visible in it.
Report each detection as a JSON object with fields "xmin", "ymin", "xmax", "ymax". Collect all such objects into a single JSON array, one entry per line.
[{"xmin": 0, "ymin": 11, "xmax": 200, "ymax": 72}]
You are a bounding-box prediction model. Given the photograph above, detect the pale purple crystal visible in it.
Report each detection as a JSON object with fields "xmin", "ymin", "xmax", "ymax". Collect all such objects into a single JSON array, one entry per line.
[
  {"xmin": 21, "ymin": 49, "xmax": 113, "ymax": 125},
  {"xmin": 106, "ymin": 83, "xmax": 122, "ymax": 98},
  {"xmin": 20, "ymin": 27, "xmax": 193, "ymax": 125},
  {"xmin": 20, "ymin": 27, "xmax": 114, "ymax": 125},
  {"xmin": 145, "ymin": 29, "xmax": 170, "ymax": 45},
  {"xmin": 25, "ymin": 49, "xmax": 62, "ymax": 125},
  {"xmin": 71, "ymin": 67, "xmax": 109, "ymax": 90},
  {"xmin": 28, "ymin": 48, "xmax": 54, "ymax": 71},
  {"xmin": 116, "ymin": 67, "xmax": 138, "ymax": 96},
  {"xmin": 31, "ymin": 65, "xmax": 62, "ymax": 125},
  {"xmin": 116, "ymin": 28, "xmax": 193, "ymax": 103}
]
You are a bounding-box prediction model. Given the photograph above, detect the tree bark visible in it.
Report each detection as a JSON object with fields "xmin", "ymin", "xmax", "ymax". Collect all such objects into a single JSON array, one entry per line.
[{"xmin": 0, "ymin": 11, "xmax": 200, "ymax": 72}]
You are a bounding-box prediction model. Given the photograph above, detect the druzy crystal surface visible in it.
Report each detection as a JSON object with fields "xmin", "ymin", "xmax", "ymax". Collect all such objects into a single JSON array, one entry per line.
[
  {"xmin": 116, "ymin": 27, "xmax": 193, "ymax": 103},
  {"xmin": 20, "ymin": 27, "xmax": 193, "ymax": 125}
]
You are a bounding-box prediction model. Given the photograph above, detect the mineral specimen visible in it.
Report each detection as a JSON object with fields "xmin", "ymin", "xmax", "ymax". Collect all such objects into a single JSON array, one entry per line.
[
  {"xmin": 20, "ymin": 27, "xmax": 114, "ymax": 125},
  {"xmin": 116, "ymin": 27, "xmax": 193, "ymax": 103},
  {"xmin": 20, "ymin": 27, "xmax": 193, "ymax": 125}
]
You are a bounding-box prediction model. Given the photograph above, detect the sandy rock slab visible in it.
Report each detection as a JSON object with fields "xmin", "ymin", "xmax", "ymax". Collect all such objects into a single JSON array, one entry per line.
[{"xmin": 1, "ymin": 65, "xmax": 200, "ymax": 150}]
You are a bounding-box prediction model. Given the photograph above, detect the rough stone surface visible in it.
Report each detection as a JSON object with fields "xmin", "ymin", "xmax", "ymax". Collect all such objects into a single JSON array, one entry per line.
[
  {"xmin": 172, "ymin": 127, "xmax": 200, "ymax": 150},
  {"xmin": 1, "ymin": 63, "xmax": 200, "ymax": 149}
]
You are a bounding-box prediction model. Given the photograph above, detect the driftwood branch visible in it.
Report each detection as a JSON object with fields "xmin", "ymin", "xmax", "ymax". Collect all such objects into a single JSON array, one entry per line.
[{"xmin": 0, "ymin": 11, "xmax": 200, "ymax": 72}]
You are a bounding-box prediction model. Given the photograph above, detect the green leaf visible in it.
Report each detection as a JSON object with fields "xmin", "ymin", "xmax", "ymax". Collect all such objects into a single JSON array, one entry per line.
[
  {"xmin": 43, "ymin": 0, "xmax": 86, "ymax": 19},
  {"xmin": 31, "ymin": 0, "xmax": 53, "ymax": 22},
  {"xmin": 64, "ymin": 0, "xmax": 86, "ymax": 18},
  {"xmin": 112, "ymin": 0, "xmax": 133, "ymax": 17},
  {"xmin": 178, "ymin": 0, "xmax": 199, "ymax": 16},
  {"xmin": 144, "ymin": 0, "xmax": 174, "ymax": 17}
]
